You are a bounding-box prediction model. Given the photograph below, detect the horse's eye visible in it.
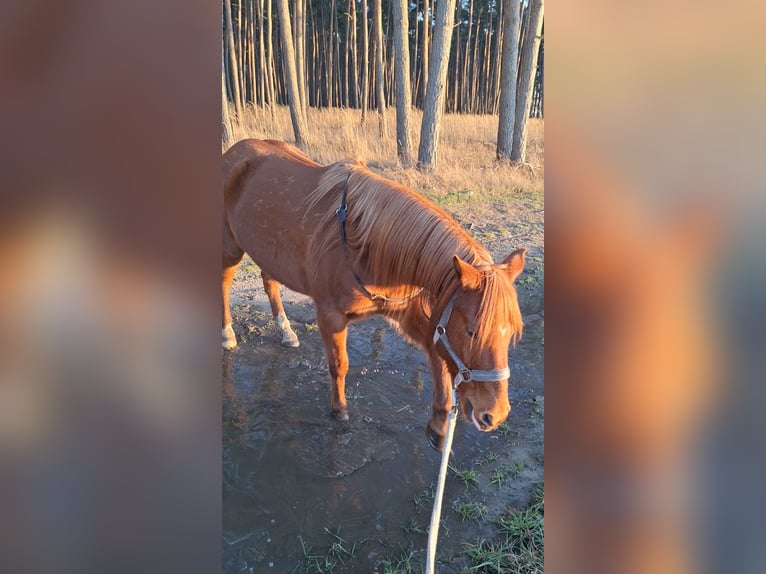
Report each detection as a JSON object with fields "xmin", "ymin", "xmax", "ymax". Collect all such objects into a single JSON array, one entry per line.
[{"xmin": 466, "ymin": 327, "xmax": 476, "ymax": 338}]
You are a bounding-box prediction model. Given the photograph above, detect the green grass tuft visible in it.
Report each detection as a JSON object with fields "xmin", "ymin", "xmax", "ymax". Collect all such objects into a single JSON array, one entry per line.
[
  {"xmin": 449, "ymin": 465, "xmax": 478, "ymax": 488},
  {"xmin": 453, "ymin": 500, "xmax": 489, "ymax": 523}
]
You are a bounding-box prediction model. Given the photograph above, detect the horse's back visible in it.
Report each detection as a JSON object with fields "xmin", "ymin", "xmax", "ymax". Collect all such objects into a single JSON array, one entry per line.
[
  {"xmin": 222, "ymin": 140, "xmax": 326, "ymax": 294},
  {"xmin": 223, "ymin": 139, "xmax": 320, "ymax": 191}
]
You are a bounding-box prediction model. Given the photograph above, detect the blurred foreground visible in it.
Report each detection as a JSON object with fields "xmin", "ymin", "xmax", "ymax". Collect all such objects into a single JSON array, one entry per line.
[{"xmin": 547, "ymin": 2, "xmax": 765, "ymax": 573}]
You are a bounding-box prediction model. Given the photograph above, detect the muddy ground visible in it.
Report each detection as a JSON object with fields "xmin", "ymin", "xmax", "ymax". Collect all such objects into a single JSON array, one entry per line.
[{"xmin": 222, "ymin": 191, "xmax": 543, "ymax": 573}]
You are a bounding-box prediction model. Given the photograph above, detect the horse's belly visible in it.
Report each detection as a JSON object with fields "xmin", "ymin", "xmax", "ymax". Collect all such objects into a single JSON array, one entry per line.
[{"xmin": 232, "ymin": 210, "xmax": 310, "ymax": 294}]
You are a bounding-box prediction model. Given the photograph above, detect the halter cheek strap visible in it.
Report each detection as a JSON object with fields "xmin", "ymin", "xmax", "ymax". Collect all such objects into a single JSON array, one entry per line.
[
  {"xmin": 336, "ymin": 173, "xmax": 424, "ymax": 304},
  {"xmin": 432, "ymin": 293, "xmax": 511, "ymax": 405}
]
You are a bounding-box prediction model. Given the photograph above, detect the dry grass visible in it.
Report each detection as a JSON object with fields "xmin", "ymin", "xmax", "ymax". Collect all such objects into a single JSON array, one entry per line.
[{"xmin": 224, "ymin": 105, "xmax": 543, "ymax": 206}]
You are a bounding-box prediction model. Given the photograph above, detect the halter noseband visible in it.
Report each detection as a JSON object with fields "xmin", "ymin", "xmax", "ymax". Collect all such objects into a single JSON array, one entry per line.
[{"xmin": 432, "ymin": 292, "xmax": 511, "ymax": 406}]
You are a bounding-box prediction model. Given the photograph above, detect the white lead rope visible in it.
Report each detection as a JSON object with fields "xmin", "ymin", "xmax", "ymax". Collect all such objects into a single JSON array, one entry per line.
[
  {"xmin": 426, "ymin": 386, "xmax": 459, "ymax": 574},
  {"xmin": 425, "ymin": 290, "xmax": 511, "ymax": 572}
]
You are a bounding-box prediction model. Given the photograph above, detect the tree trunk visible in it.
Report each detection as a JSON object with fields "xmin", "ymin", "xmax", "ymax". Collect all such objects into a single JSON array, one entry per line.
[
  {"xmin": 496, "ymin": 0, "xmax": 521, "ymax": 159},
  {"xmin": 511, "ymin": 0, "xmax": 543, "ymax": 163},
  {"xmin": 373, "ymin": 0, "xmax": 387, "ymax": 137},
  {"xmin": 452, "ymin": 0, "xmax": 461, "ymax": 112},
  {"xmin": 265, "ymin": 0, "xmax": 276, "ymax": 109},
  {"xmin": 276, "ymin": 0, "xmax": 310, "ymax": 144},
  {"xmin": 328, "ymin": 0, "xmax": 336, "ymax": 106},
  {"xmin": 294, "ymin": 0, "xmax": 307, "ymax": 110},
  {"xmin": 412, "ymin": 0, "xmax": 419, "ymax": 104},
  {"xmin": 391, "ymin": 0, "xmax": 413, "ymax": 165},
  {"xmin": 469, "ymin": 8, "xmax": 483, "ymax": 113},
  {"xmin": 462, "ymin": 0, "xmax": 474, "ymax": 113},
  {"xmin": 350, "ymin": 0, "xmax": 359, "ymax": 108},
  {"xmin": 256, "ymin": 0, "xmax": 267, "ymax": 106},
  {"xmin": 421, "ymin": 0, "xmax": 429, "ymax": 104},
  {"xmin": 224, "ymin": 0, "xmax": 242, "ymax": 113},
  {"xmin": 360, "ymin": 0, "xmax": 370, "ymax": 122},
  {"xmin": 417, "ymin": 0, "xmax": 458, "ymax": 170},
  {"xmin": 490, "ymin": 0, "xmax": 505, "ymax": 114},
  {"xmin": 237, "ymin": 0, "xmax": 245, "ymax": 103},
  {"xmin": 222, "ymin": 57, "xmax": 233, "ymax": 145}
]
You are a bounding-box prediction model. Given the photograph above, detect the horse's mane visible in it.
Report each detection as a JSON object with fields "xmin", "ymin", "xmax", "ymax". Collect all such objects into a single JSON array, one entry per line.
[{"xmin": 305, "ymin": 162, "xmax": 523, "ymax": 346}]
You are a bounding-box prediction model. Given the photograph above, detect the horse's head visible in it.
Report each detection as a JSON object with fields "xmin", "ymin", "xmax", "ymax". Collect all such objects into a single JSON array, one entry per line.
[{"xmin": 431, "ymin": 248, "xmax": 526, "ymax": 442}]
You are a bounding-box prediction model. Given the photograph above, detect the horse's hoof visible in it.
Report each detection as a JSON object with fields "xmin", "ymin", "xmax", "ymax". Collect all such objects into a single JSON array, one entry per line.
[
  {"xmin": 222, "ymin": 326, "xmax": 237, "ymax": 349},
  {"xmin": 281, "ymin": 333, "xmax": 300, "ymax": 348},
  {"xmin": 332, "ymin": 409, "xmax": 349, "ymax": 422},
  {"xmin": 426, "ymin": 425, "xmax": 444, "ymax": 452}
]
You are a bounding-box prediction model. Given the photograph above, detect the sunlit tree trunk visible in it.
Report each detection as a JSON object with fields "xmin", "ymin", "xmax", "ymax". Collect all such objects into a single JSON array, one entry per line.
[
  {"xmin": 462, "ymin": 0, "xmax": 474, "ymax": 112},
  {"xmin": 265, "ymin": 0, "xmax": 276, "ymax": 110},
  {"xmin": 276, "ymin": 0, "xmax": 310, "ymax": 144},
  {"xmin": 360, "ymin": 0, "xmax": 370, "ymax": 122},
  {"xmin": 412, "ymin": 0, "xmax": 419, "ymax": 103},
  {"xmin": 511, "ymin": 0, "xmax": 543, "ymax": 163},
  {"xmin": 224, "ymin": 0, "xmax": 242, "ymax": 113},
  {"xmin": 293, "ymin": 0, "xmax": 307, "ymax": 110},
  {"xmin": 496, "ymin": 0, "xmax": 521, "ymax": 159},
  {"xmin": 222, "ymin": 57, "xmax": 233, "ymax": 145},
  {"xmin": 372, "ymin": 0, "xmax": 387, "ymax": 137},
  {"xmin": 327, "ymin": 0, "xmax": 336, "ymax": 106},
  {"xmin": 469, "ymin": 8, "xmax": 483, "ymax": 113},
  {"xmin": 350, "ymin": 0, "xmax": 359, "ymax": 108},
  {"xmin": 421, "ymin": 0, "xmax": 430, "ymax": 104},
  {"xmin": 391, "ymin": 0, "xmax": 413, "ymax": 165},
  {"xmin": 237, "ymin": 0, "xmax": 245, "ymax": 102},
  {"xmin": 417, "ymin": 0, "xmax": 458, "ymax": 170},
  {"xmin": 490, "ymin": 0, "xmax": 505, "ymax": 114}
]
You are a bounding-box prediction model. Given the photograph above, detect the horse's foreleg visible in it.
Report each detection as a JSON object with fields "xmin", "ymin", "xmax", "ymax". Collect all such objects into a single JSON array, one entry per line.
[
  {"xmin": 317, "ymin": 309, "xmax": 350, "ymax": 421},
  {"xmin": 426, "ymin": 350, "xmax": 452, "ymax": 451},
  {"xmin": 261, "ymin": 271, "xmax": 300, "ymax": 347},
  {"xmin": 222, "ymin": 258, "xmax": 243, "ymax": 349}
]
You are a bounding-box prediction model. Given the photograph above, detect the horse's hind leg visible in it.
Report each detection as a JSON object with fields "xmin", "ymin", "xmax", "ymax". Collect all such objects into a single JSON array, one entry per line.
[
  {"xmin": 222, "ymin": 220, "xmax": 244, "ymax": 349},
  {"xmin": 222, "ymin": 255, "xmax": 243, "ymax": 349},
  {"xmin": 261, "ymin": 271, "xmax": 300, "ymax": 347}
]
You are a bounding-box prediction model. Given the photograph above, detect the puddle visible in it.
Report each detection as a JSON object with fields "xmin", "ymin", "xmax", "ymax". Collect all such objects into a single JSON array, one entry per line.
[{"xmin": 223, "ymin": 297, "xmax": 543, "ymax": 572}]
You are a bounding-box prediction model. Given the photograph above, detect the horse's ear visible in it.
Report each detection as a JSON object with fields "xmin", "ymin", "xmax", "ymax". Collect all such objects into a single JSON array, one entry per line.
[
  {"xmin": 453, "ymin": 256, "xmax": 482, "ymax": 290},
  {"xmin": 500, "ymin": 248, "xmax": 527, "ymax": 283}
]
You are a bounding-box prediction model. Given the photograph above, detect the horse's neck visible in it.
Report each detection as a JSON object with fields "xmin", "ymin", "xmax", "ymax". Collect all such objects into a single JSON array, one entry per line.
[{"xmin": 387, "ymin": 278, "xmax": 460, "ymax": 348}]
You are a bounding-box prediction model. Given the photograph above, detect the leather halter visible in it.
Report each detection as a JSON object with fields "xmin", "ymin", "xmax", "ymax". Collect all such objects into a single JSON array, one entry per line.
[{"xmin": 432, "ymin": 292, "xmax": 511, "ymax": 401}]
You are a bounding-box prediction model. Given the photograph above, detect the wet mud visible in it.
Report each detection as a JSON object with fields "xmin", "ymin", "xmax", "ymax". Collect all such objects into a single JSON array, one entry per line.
[{"xmin": 223, "ymin": 241, "xmax": 543, "ymax": 573}]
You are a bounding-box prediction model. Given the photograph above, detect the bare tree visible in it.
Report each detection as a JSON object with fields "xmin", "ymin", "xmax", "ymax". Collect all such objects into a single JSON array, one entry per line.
[
  {"xmin": 391, "ymin": 0, "xmax": 413, "ymax": 164},
  {"xmin": 349, "ymin": 0, "xmax": 359, "ymax": 107},
  {"xmin": 360, "ymin": 0, "xmax": 370, "ymax": 122},
  {"xmin": 421, "ymin": 0, "xmax": 429, "ymax": 102},
  {"xmin": 462, "ymin": 0, "xmax": 475, "ymax": 111},
  {"xmin": 222, "ymin": 59, "xmax": 234, "ymax": 145},
  {"xmin": 417, "ymin": 0, "xmax": 458, "ymax": 170},
  {"xmin": 511, "ymin": 0, "xmax": 543, "ymax": 163},
  {"xmin": 224, "ymin": 0, "xmax": 243, "ymax": 113},
  {"xmin": 276, "ymin": 0, "xmax": 310, "ymax": 144},
  {"xmin": 265, "ymin": 0, "xmax": 277, "ymax": 109},
  {"xmin": 373, "ymin": 0, "xmax": 387, "ymax": 136},
  {"xmin": 496, "ymin": 0, "xmax": 521, "ymax": 159},
  {"xmin": 294, "ymin": 0, "xmax": 307, "ymax": 110}
]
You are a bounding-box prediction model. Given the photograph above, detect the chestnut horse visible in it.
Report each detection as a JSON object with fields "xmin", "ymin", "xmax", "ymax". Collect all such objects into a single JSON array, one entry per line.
[{"xmin": 222, "ymin": 139, "xmax": 526, "ymax": 447}]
